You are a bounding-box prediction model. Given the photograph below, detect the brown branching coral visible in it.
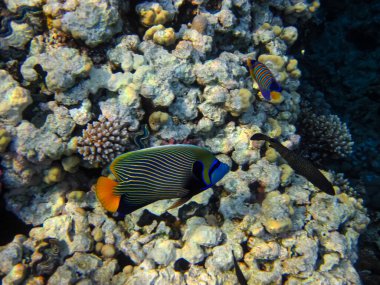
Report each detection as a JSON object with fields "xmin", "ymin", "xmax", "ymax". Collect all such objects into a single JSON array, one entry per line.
[
  {"xmin": 331, "ymin": 172, "xmax": 364, "ymax": 198},
  {"xmin": 77, "ymin": 116, "xmax": 129, "ymax": 166},
  {"xmin": 298, "ymin": 112, "xmax": 354, "ymax": 161}
]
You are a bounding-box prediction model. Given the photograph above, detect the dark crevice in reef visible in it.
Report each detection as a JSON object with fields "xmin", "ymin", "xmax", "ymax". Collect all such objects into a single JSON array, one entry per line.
[
  {"xmin": 122, "ymin": 0, "xmax": 146, "ymax": 38},
  {"xmin": 174, "ymin": 258, "xmax": 190, "ymax": 272},
  {"xmin": 172, "ymin": 0, "xmax": 198, "ymax": 31},
  {"xmin": 140, "ymin": 96, "xmax": 169, "ymax": 124},
  {"xmin": 22, "ymin": 92, "xmax": 53, "ymax": 129},
  {"xmin": 0, "ymin": 195, "xmax": 32, "ymax": 246},
  {"xmin": 115, "ymin": 253, "xmax": 135, "ymax": 273},
  {"xmin": 204, "ymin": 0, "xmax": 223, "ymax": 14}
]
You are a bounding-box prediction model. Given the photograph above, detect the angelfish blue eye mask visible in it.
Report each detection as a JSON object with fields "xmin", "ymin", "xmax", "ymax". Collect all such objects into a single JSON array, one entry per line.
[{"xmin": 209, "ymin": 159, "xmax": 230, "ymax": 185}]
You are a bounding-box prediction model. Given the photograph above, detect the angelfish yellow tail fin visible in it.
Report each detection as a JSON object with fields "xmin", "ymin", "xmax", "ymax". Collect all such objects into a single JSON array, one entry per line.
[
  {"xmin": 95, "ymin": 177, "xmax": 120, "ymax": 213},
  {"xmin": 270, "ymin": 91, "xmax": 283, "ymax": 104}
]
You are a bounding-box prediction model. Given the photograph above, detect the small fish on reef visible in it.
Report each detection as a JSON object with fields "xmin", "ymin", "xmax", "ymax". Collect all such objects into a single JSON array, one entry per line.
[
  {"xmin": 247, "ymin": 59, "xmax": 282, "ymax": 102},
  {"xmin": 232, "ymin": 250, "xmax": 248, "ymax": 285},
  {"xmin": 251, "ymin": 133, "xmax": 335, "ymax": 195},
  {"xmin": 96, "ymin": 145, "xmax": 230, "ymax": 215}
]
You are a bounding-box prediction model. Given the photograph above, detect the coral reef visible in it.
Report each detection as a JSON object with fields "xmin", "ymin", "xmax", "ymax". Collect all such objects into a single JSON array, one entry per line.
[
  {"xmin": 0, "ymin": 70, "xmax": 32, "ymax": 125},
  {"xmin": 298, "ymin": 111, "xmax": 354, "ymax": 162},
  {"xmin": 77, "ymin": 116, "xmax": 130, "ymax": 166},
  {"xmin": 0, "ymin": 0, "xmax": 370, "ymax": 284},
  {"xmin": 21, "ymin": 43, "xmax": 93, "ymax": 92}
]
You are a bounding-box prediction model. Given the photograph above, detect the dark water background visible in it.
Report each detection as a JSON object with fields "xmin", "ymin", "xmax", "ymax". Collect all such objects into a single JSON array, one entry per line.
[{"xmin": 293, "ymin": 0, "xmax": 380, "ymax": 283}]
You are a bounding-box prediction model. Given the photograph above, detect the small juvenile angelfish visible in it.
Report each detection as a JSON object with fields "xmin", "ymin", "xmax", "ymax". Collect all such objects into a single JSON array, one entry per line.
[
  {"xmin": 96, "ymin": 145, "xmax": 230, "ymax": 215},
  {"xmin": 247, "ymin": 59, "xmax": 282, "ymax": 102}
]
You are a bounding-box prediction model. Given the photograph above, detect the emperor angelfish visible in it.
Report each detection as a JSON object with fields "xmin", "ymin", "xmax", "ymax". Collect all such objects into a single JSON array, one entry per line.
[
  {"xmin": 247, "ymin": 59, "xmax": 282, "ymax": 102},
  {"xmin": 251, "ymin": 133, "xmax": 335, "ymax": 195},
  {"xmin": 96, "ymin": 145, "xmax": 230, "ymax": 215}
]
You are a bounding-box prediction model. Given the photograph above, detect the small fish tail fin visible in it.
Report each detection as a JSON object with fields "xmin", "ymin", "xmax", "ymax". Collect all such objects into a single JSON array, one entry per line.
[
  {"xmin": 95, "ymin": 176, "xmax": 120, "ymax": 213},
  {"xmin": 270, "ymin": 91, "xmax": 282, "ymax": 102}
]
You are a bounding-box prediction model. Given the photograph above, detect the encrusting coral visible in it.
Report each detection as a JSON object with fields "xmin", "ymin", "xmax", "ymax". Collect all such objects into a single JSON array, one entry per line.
[
  {"xmin": 0, "ymin": 70, "xmax": 32, "ymax": 125},
  {"xmin": 77, "ymin": 116, "xmax": 129, "ymax": 166},
  {"xmin": 0, "ymin": 128, "xmax": 12, "ymax": 153}
]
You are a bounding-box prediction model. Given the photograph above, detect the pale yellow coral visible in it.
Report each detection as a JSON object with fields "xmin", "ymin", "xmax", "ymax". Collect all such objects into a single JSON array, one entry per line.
[
  {"xmin": 272, "ymin": 25, "xmax": 283, "ymax": 36},
  {"xmin": 67, "ymin": 190, "xmax": 85, "ymax": 201},
  {"xmin": 3, "ymin": 263, "xmax": 27, "ymax": 285},
  {"xmin": 149, "ymin": 111, "xmax": 170, "ymax": 131},
  {"xmin": 95, "ymin": 242, "xmax": 104, "ymax": 253},
  {"xmin": 138, "ymin": 4, "xmax": 170, "ymax": 27},
  {"xmin": 153, "ymin": 27, "xmax": 176, "ymax": 46},
  {"xmin": 265, "ymin": 147, "xmax": 278, "ymax": 163},
  {"xmin": 64, "ymin": 136, "xmax": 79, "ymax": 156},
  {"xmin": 280, "ymin": 164, "xmax": 294, "ymax": 186},
  {"xmin": 268, "ymin": 118, "xmax": 282, "ymax": 138},
  {"xmin": 51, "ymin": 196, "xmax": 65, "ymax": 213},
  {"xmin": 144, "ymin": 24, "xmax": 165, "ymax": 40},
  {"xmin": 280, "ymin": 27, "xmax": 298, "ymax": 45},
  {"xmin": 0, "ymin": 128, "xmax": 11, "ymax": 153},
  {"xmin": 286, "ymin": 59, "xmax": 302, "ymax": 79},
  {"xmin": 226, "ymin": 88, "xmax": 253, "ymax": 117},
  {"xmin": 265, "ymin": 218, "xmax": 292, "ymax": 234},
  {"xmin": 309, "ymin": 1, "xmax": 320, "ymax": 13},
  {"xmin": 25, "ymin": 276, "xmax": 45, "ymax": 285},
  {"xmin": 286, "ymin": 59, "xmax": 298, "ymax": 72},
  {"xmin": 144, "ymin": 25, "xmax": 176, "ymax": 46},
  {"xmin": 119, "ymin": 84, "xmax": 139, "ymax": 106},
  {"xmin": 101, "ymin": 244, "xmax": 116, "ymax": 258},
  {"xmin": 290, "ymin": 69, "xmax": 302, "ymax": 79},
  {"xmin": 0, "ymin": 70, "xmax": 32, "ymax": 125},
  {"xmin": 313, "ymin": 1, "xmax": 321, "ymax": 8},
  {"xmin": 261, "ymin": 22, "xmax": 272, "ymax": 30},
  {"xmin": 61, "ymin": 156, "xmax": 80, "ymax": 173},
  {"xmin": 294, "ymin": 3, "xmax": 307, "ymax": 13},
  {"xmin": 43, "ymin": 166, "xmax": 63, "ymax": 184},
  {"xmin": 93, "ymin": 227, "xmax": 104, "ymax": 242},
  {"xmin": 258, "ymin": 54, "xmax": 285, "ymax": 71}
]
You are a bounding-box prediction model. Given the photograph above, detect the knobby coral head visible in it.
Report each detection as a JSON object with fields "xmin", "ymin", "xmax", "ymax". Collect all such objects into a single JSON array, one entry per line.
[{"xmin": 77, "ymin": 116, "xmax": 129, "ymax": 167}]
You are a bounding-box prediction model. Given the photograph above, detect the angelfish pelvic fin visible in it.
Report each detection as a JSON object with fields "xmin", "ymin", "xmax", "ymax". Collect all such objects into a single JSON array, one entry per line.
[{"xmin": 167, "ymin": 196, "xmax": 191, "ymax": 210}]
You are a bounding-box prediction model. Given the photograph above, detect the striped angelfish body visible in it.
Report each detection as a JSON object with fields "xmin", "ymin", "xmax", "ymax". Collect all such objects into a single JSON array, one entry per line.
[
  {"xmin": 247, "ymin": 59, "xmax": 282, "ymax": 101},
  {"xmin": 249, "ymin": 61, "xmax": 273, "ymax": 93},
  {"xmin": 110, "ymin": 145, "xmax": 215, "ymax": 213}
]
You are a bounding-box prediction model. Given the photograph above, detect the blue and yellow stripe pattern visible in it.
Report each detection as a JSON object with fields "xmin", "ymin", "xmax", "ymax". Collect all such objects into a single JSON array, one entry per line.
[{"xmin": 247, "ymin": 59, "xmax": 282, "ymax": 101}]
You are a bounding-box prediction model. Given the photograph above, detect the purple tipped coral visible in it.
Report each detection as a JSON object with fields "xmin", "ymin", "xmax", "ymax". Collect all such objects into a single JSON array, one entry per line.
[{"xmin": 77, "ymin": 116, "xmax": 129, "ymax": 166}]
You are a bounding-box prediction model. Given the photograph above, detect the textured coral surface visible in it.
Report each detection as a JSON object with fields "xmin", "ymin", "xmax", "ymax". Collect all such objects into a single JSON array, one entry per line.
[{"xmin": 0, "ymin": 0, "xmax": 371, "ymax": 284}]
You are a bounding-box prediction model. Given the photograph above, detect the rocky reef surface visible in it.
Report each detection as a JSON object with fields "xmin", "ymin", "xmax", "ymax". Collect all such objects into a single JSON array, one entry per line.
[{"xmin": 0, "ymin": 0, "xmax": 370, "ymax": 284}]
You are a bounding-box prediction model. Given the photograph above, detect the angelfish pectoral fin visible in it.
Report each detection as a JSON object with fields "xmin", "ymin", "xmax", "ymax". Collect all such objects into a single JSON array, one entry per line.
[{"xmin": 167, "ymin": 196, "xmax": 191, "ymax": 210}]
